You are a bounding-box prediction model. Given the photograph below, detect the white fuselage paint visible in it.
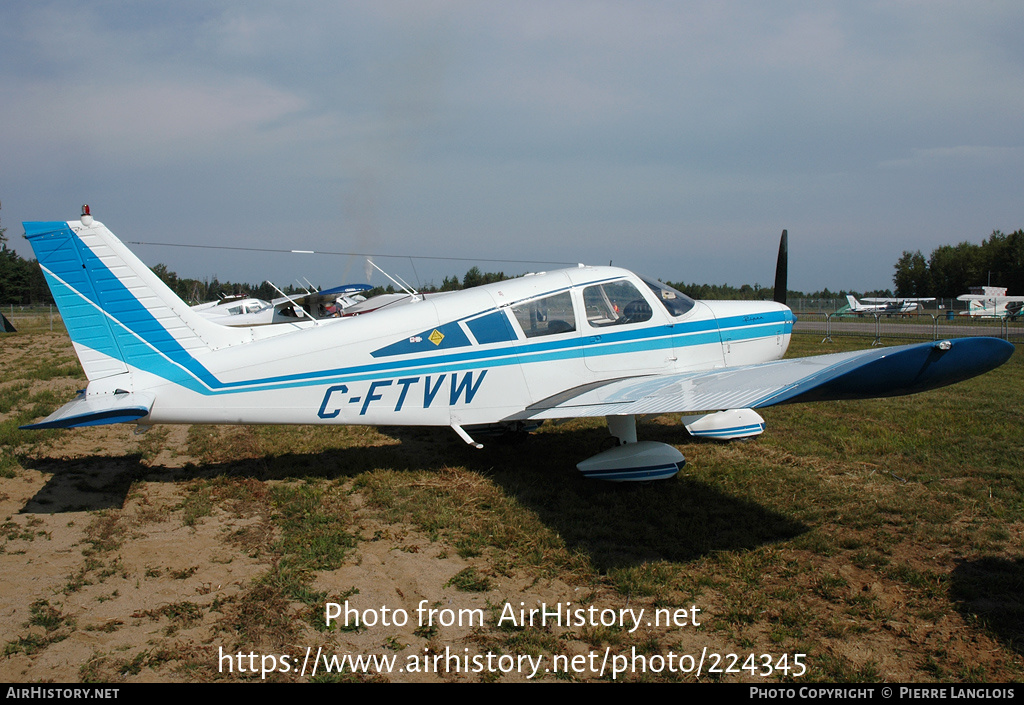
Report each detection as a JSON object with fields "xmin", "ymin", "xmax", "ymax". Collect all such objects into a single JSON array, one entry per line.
[{"xmin": 101, "ymin": 271, "xmax": 791, "ymax": 428}]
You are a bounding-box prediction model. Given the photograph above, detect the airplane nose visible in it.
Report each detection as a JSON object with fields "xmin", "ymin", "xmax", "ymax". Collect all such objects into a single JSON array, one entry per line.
[
  {"xmin": 700, "ymin": 300, "xmax": 794, "ymax": 363},
  {"xmin": 700, "ymin": 299, "xmax": 793, "ymax": 322}
]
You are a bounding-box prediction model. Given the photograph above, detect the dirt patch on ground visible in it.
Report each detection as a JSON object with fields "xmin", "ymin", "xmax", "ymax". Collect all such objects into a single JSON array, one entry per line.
[
  {"xmin": 0, "ymin": 447, "xmax": 618, "ymax": 683},
  {"xmin": 2, "ymin": 332, "xmax": 1022, "ymax": 683}
]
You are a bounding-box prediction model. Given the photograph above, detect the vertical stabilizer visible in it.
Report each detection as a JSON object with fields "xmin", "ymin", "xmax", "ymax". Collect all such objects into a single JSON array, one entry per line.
[{"xmin": 23, "ymin": 218, "xmax": 252, "ymax": 382}]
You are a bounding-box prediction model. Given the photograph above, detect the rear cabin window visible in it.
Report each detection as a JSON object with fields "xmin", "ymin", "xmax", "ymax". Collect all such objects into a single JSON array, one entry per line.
[
  {"xmin": 512, "ymin": 291, "xmax": 576, "ymax": 338},
  {"xmin": 583, "ymin": 280, "xmax": 653, "ymax": 327}
]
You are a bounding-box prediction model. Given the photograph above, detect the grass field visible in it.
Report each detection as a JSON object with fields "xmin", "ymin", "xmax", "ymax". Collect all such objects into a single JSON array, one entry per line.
[{"xmin": 0, "ymin": 330, "xmax": 1021, "ymax": 682}]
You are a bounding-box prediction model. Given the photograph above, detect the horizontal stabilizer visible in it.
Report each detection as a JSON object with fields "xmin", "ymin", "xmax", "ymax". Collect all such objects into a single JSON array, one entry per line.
[
  {"xmin": 20, "ymin": 392, "xmax": 154, "ymax": 430},
  {"xmin": 507, "ymin": 338, "xmax": 1014, "ymax": 420}
]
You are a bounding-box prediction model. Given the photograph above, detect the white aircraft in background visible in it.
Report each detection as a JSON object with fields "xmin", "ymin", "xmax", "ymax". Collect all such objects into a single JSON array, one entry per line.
[
  {"xmin": 843, "ymin": 295, "xmax": 934, "ymax": 316},
  {"xmin": 21, "ymin": 213, "xmax": 1013, "ymax": 481},
  {"xmin": 192, "ymin": 284, "xmax": 372, "ymax": 327},
  {"xmin": 957, "ymin": 287, "xmax": 1024, "ymax": 319}
]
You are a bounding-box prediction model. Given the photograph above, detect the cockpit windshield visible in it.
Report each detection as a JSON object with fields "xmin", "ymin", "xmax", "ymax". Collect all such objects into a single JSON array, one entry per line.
[{"xmin": 640, "ymin": 276, "xmax": 696, "ymax": 317}]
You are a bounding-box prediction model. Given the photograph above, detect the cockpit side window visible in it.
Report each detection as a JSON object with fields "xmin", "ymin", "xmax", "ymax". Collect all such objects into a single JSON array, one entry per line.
[
  {"xmin": 583, "ymin": 280, "xmax": 653, "ymax": 327},
  {"xmin": 640, "ymin": 276, "xmax": 696, "ymax": 317},
  {"xmin": 511, "ymin": 291, "xmax": 576, "ymax": 338}
]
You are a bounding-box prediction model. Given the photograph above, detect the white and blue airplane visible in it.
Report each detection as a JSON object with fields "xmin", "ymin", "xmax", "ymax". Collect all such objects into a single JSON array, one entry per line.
[
  {"xmin": 842, "ymin": 295, "xmax": 935, "ymax": 316},
  {"xmin": 957, "ymin": 288, "xmax": 1024, "ymax": 319},
  {"xmin": 191, "ymin": 283, "xmax": 373, "ymax": 327},
  {"xmin": 20, "ymin": 212, "xmax": 1014, "ymax": 481}
]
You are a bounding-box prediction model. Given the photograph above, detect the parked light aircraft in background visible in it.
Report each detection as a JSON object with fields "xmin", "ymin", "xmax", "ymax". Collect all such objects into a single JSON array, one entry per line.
[
  {"xmin": 957, "ymin": 287, "xmax": 1024, "ymax": 319},
  {"xmin": 20, "ymin": 212, "xmax": 1014, "ymax": 481},
  {"xmin": 192, "ymin": 284, "xmax": 372, "ymax": 327},
  {"xmin": 842, "ymin": 295, "xmax": 934, "ymax": 316}
]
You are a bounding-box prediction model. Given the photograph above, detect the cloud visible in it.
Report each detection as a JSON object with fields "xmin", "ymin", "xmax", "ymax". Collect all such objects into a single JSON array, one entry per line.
[
  {"xmin": 879, "ymin": 146, "xmax": 1024, "ymax": 170},
  {"xmin": 3, "ymin": 78, "xmax": 307, "ymax": 163},
  {"xmin": 2, "ymin": 2, "xmax": 1023, "ymax": 291}
]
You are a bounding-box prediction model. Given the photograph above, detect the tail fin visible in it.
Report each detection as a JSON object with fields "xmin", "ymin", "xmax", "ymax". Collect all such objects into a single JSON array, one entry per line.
[
  {"xmin": 846, "ymin": 295, "xmax": 859, "ymax": 310},
  {"xmin": 23, "ymin": 217, "xmax": 253, "ymax": 382}
]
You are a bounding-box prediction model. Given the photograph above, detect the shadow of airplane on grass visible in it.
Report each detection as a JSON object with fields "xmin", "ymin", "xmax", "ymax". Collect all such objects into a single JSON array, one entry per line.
[
  {"xmin": 950, "ymin": 556, "xmax": 1024, "ymax": 656},
  {"xmin": 18, "ymin": 424, "xmax": 806, "ymax": 572},
  {"xmin": 21, "ymin": 453, "xmax": 147, "ymax": 513}
]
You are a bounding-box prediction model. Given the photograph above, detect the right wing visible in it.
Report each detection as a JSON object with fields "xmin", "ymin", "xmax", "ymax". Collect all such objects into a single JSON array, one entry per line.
[{"xmin": 506, "ymin": 338, "xmax": 1013, "ymax": 421}]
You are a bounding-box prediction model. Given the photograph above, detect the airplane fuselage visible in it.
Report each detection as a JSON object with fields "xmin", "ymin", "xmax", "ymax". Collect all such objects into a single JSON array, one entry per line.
[{"xmin": 83, "ymin": 264, "xmax": 793, "ymax": 429}]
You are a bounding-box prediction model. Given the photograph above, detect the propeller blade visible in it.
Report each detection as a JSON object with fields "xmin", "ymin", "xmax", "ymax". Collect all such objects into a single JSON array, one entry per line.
[{"xmin": 774, "ymin": 229, "xmax": 788, "ymax": 306}]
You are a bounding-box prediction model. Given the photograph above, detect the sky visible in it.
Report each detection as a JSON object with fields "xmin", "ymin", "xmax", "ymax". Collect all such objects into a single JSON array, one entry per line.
[{"xmin": 1, "ymin": 1, "xmax": 1022, "ymax": 295}]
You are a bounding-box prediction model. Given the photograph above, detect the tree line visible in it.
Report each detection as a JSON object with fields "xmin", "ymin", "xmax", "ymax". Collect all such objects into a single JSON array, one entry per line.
[
  {"xmin": 148, "ymin": 263, "xmax": 310, "ymax": 303},
  {"xmin": 0, "ymin": 210, "xmax": 52, "ymax": 305},
  {"xmin": 0, "ymin": 199, "xmax": 896, "ymax": 307},
  {"xmin": 0, "ymin": 245, "xmax": 901, "ymax": 308},
  {"xmin": 893, "ymin": 229, "xmax": 1024, "ymax": 298},
  {"xmin": 428, "ymin": 269, "xmax": 885, "ymax": 301},
  {"xmin": 3, "ymin": 204, "xmax": 1018, "ymax": 305}
]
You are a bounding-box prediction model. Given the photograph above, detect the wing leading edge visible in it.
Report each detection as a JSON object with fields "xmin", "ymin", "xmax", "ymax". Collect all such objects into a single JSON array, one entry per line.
[{"xmin": 505, "ymin": 337, "xmax": 1014, "ymax": 421}]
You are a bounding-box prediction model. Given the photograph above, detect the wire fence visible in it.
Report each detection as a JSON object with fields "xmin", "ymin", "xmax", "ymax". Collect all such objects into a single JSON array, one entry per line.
[
  {"xmin": 3, "ymin": 305, "xmax": 64, "ymax": 333},
  {"xmin": 791, "ymin": 298, "xmax": 976, "ymax": 315},
  {"xmin": 793, "ymin": 310, "xmax": 1024, "ymax": 344}
]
